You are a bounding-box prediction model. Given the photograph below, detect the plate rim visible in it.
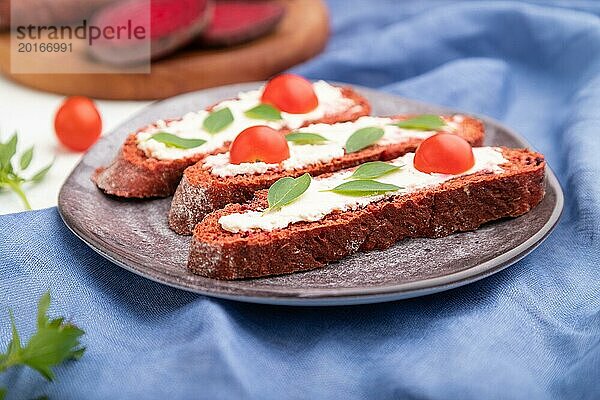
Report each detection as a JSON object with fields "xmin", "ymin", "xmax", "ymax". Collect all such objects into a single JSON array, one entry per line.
[{"xmin": 58, "ymin": 82, "xmax": 564, "ymax": 306}]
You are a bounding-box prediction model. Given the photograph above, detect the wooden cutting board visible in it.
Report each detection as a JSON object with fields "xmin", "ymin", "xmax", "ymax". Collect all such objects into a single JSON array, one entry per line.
[{"xmin": 0, "ymin": 0, "xmax": 329, "ymax": 100}]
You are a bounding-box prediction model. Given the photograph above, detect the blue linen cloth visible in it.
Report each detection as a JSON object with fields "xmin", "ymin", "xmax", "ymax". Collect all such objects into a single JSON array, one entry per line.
[{"xmin": 1, "ymin": 1, "xmax": 600, "ymax": 398}]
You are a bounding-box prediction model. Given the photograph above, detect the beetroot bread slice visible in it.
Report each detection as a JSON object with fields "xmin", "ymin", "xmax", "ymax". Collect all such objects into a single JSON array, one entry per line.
[
  {"xmin": 169, "ymin": 114, "xmax": 484, "ymax": 235},
  {"xmin": 92, "ymin": 85, "xmax": 370, "ymax": 198},
  {"xmin": 197, "ymin": 0, "xmax": 286, "ymax": 47},
  {"xmin": 188, "ymin": 147, "xmax": 545, "ymax": 280},
  {"xmin": 92, "ymin": 129, "xmax": 216, "ymax": 198}
]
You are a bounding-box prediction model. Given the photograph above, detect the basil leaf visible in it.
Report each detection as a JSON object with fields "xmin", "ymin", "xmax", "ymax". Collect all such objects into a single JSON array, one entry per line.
[
  {"xmin": 345, "ymin": 127, "xmax": 384, "ymax": 153},
  {"xmin": 1, "ymin": 292, "xmax": 86, "ymax": 384},
  {"xmin": 267, "ymin": 173, "xmax": 311, "ymax": 211},
  {"xmin": 0, "ymin": 133, "xmax": 18, "ymax": 171},
  {"xmin": 286, "ymin": 132, "xmax": 328, "ymax": 145},
  {"xmin": 0, "ymin": 143, "xmax": 8, "ymax": 172},
  {"xmin": 393, "ymin": 115, "xmax": 445, "ymax": 131},
  {"xmin": 0, "ymin": 133, "xmax": 53, "ymax": 211},
  {"xmin": 151, "ymin": 132, "xmax": 206, "ymax": 149},
  {"xmin": 203, "ymin": 107, "xmax": 234, "ymax": 134},
  {"xmin": 20, "ymin": 147, "xmax": 34, "ymax": 170},
  {"xmin": 346, "ymin": 161, "xmax": 403, "ymax": 180},
  {"xmin": 244, "ymin": 104, "xmax": 282, "ymax": 121},
  {"xmin": 30, "ymin": 161, "xmax": 53, "ymax": 182},
  {"xmin": 329, "ymin": 179, "xmax": 402, "ymax": 196}
]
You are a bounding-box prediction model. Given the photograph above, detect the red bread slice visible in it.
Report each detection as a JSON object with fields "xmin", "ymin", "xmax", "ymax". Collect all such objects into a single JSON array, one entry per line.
[
  {"xmin": 168, "ymin": 115, "xmax": 484, "ymax": 235},
  {"xmin": 92, "ymin": 86, "xmax": 370, "ymax": 198},
  {"xmin": 197, "ymin": 0, "xmax": 286, "ymax": 47},
  {"xmin": 188, "ymin": 147, "xmax": 545, "ymax": 280}
]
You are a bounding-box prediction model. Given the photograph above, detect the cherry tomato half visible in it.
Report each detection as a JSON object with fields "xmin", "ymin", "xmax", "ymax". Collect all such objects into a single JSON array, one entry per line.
[
  {"xmin": 54, "ymin": 96, "xmax": 102, "ymax": 152},
  {"xmin": 261, "ymin": 74, "xmax": 319, "ymax": 114},
  {"xmin": 229, "ymin": 125, "xmax": 290, "ymax": 164},
  {"xmin": 414, "ymin": 133, "xmax": 475, "ymax": 174}
]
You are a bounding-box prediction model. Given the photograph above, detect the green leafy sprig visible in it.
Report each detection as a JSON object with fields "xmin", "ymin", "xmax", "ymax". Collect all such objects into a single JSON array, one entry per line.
[
  {"xmin": 150, "ymin": 132, "xmax": 206, "ymax": 149},
  {"xmin": 244, "ymin": 104, "xmax": 282, "ymax": 121},
  {"xmin": 0, "ymin": 292, "xmax": 85, "ymax": 394},
  {"xmin": 203, "ymin": 107, "xmax": 234, "ymax": 134},
  {"xmin": 266, "ymin": 173, "xmax": 311, "ymax": 212},
  {"xmin": 328, "ymin": 179, "xmax": 402, "ymax": 196},
  {"xmin": 392, "ymin": 114, "xmax": 446, "ymax": 131},
  {"xmin": 285, "ymin": 132, "xmax": 329, "ymax": 145},
  {"xmin": 345, "ymin": 127, "xmax": 384, "ymax": 153},
  {"xmin": 345, "ymin": 161, "xmax": 403, "ymax": 180},
  {"xmin": 0, "ymin": 133, "xmax": 53, "ymax": 210}
]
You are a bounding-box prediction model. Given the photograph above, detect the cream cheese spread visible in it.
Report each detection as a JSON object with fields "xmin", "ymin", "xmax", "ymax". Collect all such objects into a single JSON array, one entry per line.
[
  {"xmin": 136, "ymin": 81, "xmax": 356, "ymax": 160},
  {"xmin": 203, "ymin": 115, "xmax": 464, "ymax": 177},
  {"xmin": 218, "ymin": 147, "xmax": 507, "ymax": 233}
]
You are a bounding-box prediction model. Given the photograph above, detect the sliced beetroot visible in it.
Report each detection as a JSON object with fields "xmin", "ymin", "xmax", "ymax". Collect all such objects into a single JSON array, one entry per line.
[
  {"xmin": 198, "ymin": 0, "xmax": 286, "ymax": 47},
  {"xmin": 89, "ymin": 0, "xmax": 213, "ymax": 65}
]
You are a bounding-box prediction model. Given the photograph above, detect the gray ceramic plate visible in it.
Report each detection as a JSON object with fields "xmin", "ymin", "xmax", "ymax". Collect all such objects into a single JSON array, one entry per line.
[{"xmin": 58, "ymin": 82, "xmax": 563, "ymax": 306}]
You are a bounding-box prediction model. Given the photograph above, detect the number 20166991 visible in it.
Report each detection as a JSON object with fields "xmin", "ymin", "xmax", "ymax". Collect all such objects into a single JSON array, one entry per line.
[{"xmin": 17, "ymin": 42, "xmax": 73, "ymax": 53}]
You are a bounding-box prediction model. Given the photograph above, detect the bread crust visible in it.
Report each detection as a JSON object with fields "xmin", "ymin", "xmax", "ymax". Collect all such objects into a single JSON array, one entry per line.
[
  {"xmin": 169, "ymin": 115, "xmax": 484, "ymax": 234},
  {"xmin": 188, "ymin": 148, "xmax": 546, "ymax": 280},
  {"xmin": 92, "ymin": 86, "xmax": 371, "ymax": 198}
]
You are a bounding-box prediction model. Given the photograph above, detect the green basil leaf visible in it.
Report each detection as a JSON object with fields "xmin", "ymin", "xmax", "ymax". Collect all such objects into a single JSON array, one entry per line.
[
  {"xmin": 151, "ymin": 132, "xmax": 206, "ymax": 149},
  {"xmin": 1, "ymin": 291, "xmax": 86, "ymax": 383},
  {"xmin": 8, "ymin": 310, "xmax": 21, "ymax": 355},
  {"xmin": 0, "ymin": 143, "xmax": 7, "ymax": 172},
  {"xmin": 203, "ymin": 107, "xmax": 234, "ymax": 134},
  {"xmin": 0, "ymin": 133, "xmax": 54, "ymax": 211},
  {"xmin": 329, "ymin": 179, "xmax": 402, "ymax": 196},
  {"xmin": 345, "ymin": 127, "xmax": 384, "ymax": 153},
  {"xmin": 267, "ymin": 173, "xmax": 311, "ymax": 211},
  {"xmin": 244, "ymin": 104, "xmax": 282, "ymax": 121},
  {"xmin": 285, "ymin": 132, "xmax": 328, "ymax": 145},
  {"xmin": 393, "ymin": 115, "xmax": 446, "ymax": 131},
  {"xmin": 19, "ymin": 147, "xmax": 34, "ymax": 170},
  {"xmin": 30, "ymin": 161, "xmax": 53, "ymax": 183},
  {"xmin": 346, "ymin": 161, "xmax": 403, "ymax": 180},
  {"xmin": 0, "ymin": 133, "xmax": 18, "ymax": 171}
]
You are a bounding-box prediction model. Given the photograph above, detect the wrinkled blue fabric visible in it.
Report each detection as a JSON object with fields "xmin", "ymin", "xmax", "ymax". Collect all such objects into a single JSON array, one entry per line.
[{"xmin": 1, "ymin": 1, "xmax": 599, "ymax": 399}]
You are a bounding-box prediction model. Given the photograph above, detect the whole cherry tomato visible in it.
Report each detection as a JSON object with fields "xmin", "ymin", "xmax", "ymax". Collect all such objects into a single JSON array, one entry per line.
[
  {"xmin": 229, "ymin": 126, "xmax": 290, "ymax": 164},
  {"xmin": 54, "ymin": 96, "xmax": 102, "ymax": 152},
  {"xmin": 414, "ymin": 133, "xmax": 475, "ymax": 174},
  {"xmin": 261, "ymin": 74, "xmax": 319, "ymax": 114}
]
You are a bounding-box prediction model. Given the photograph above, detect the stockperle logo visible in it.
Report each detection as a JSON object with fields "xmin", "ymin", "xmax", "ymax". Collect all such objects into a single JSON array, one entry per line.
[{"xmin": 9, "ymin": 0, "xmax": 151, "ymax": 74}]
